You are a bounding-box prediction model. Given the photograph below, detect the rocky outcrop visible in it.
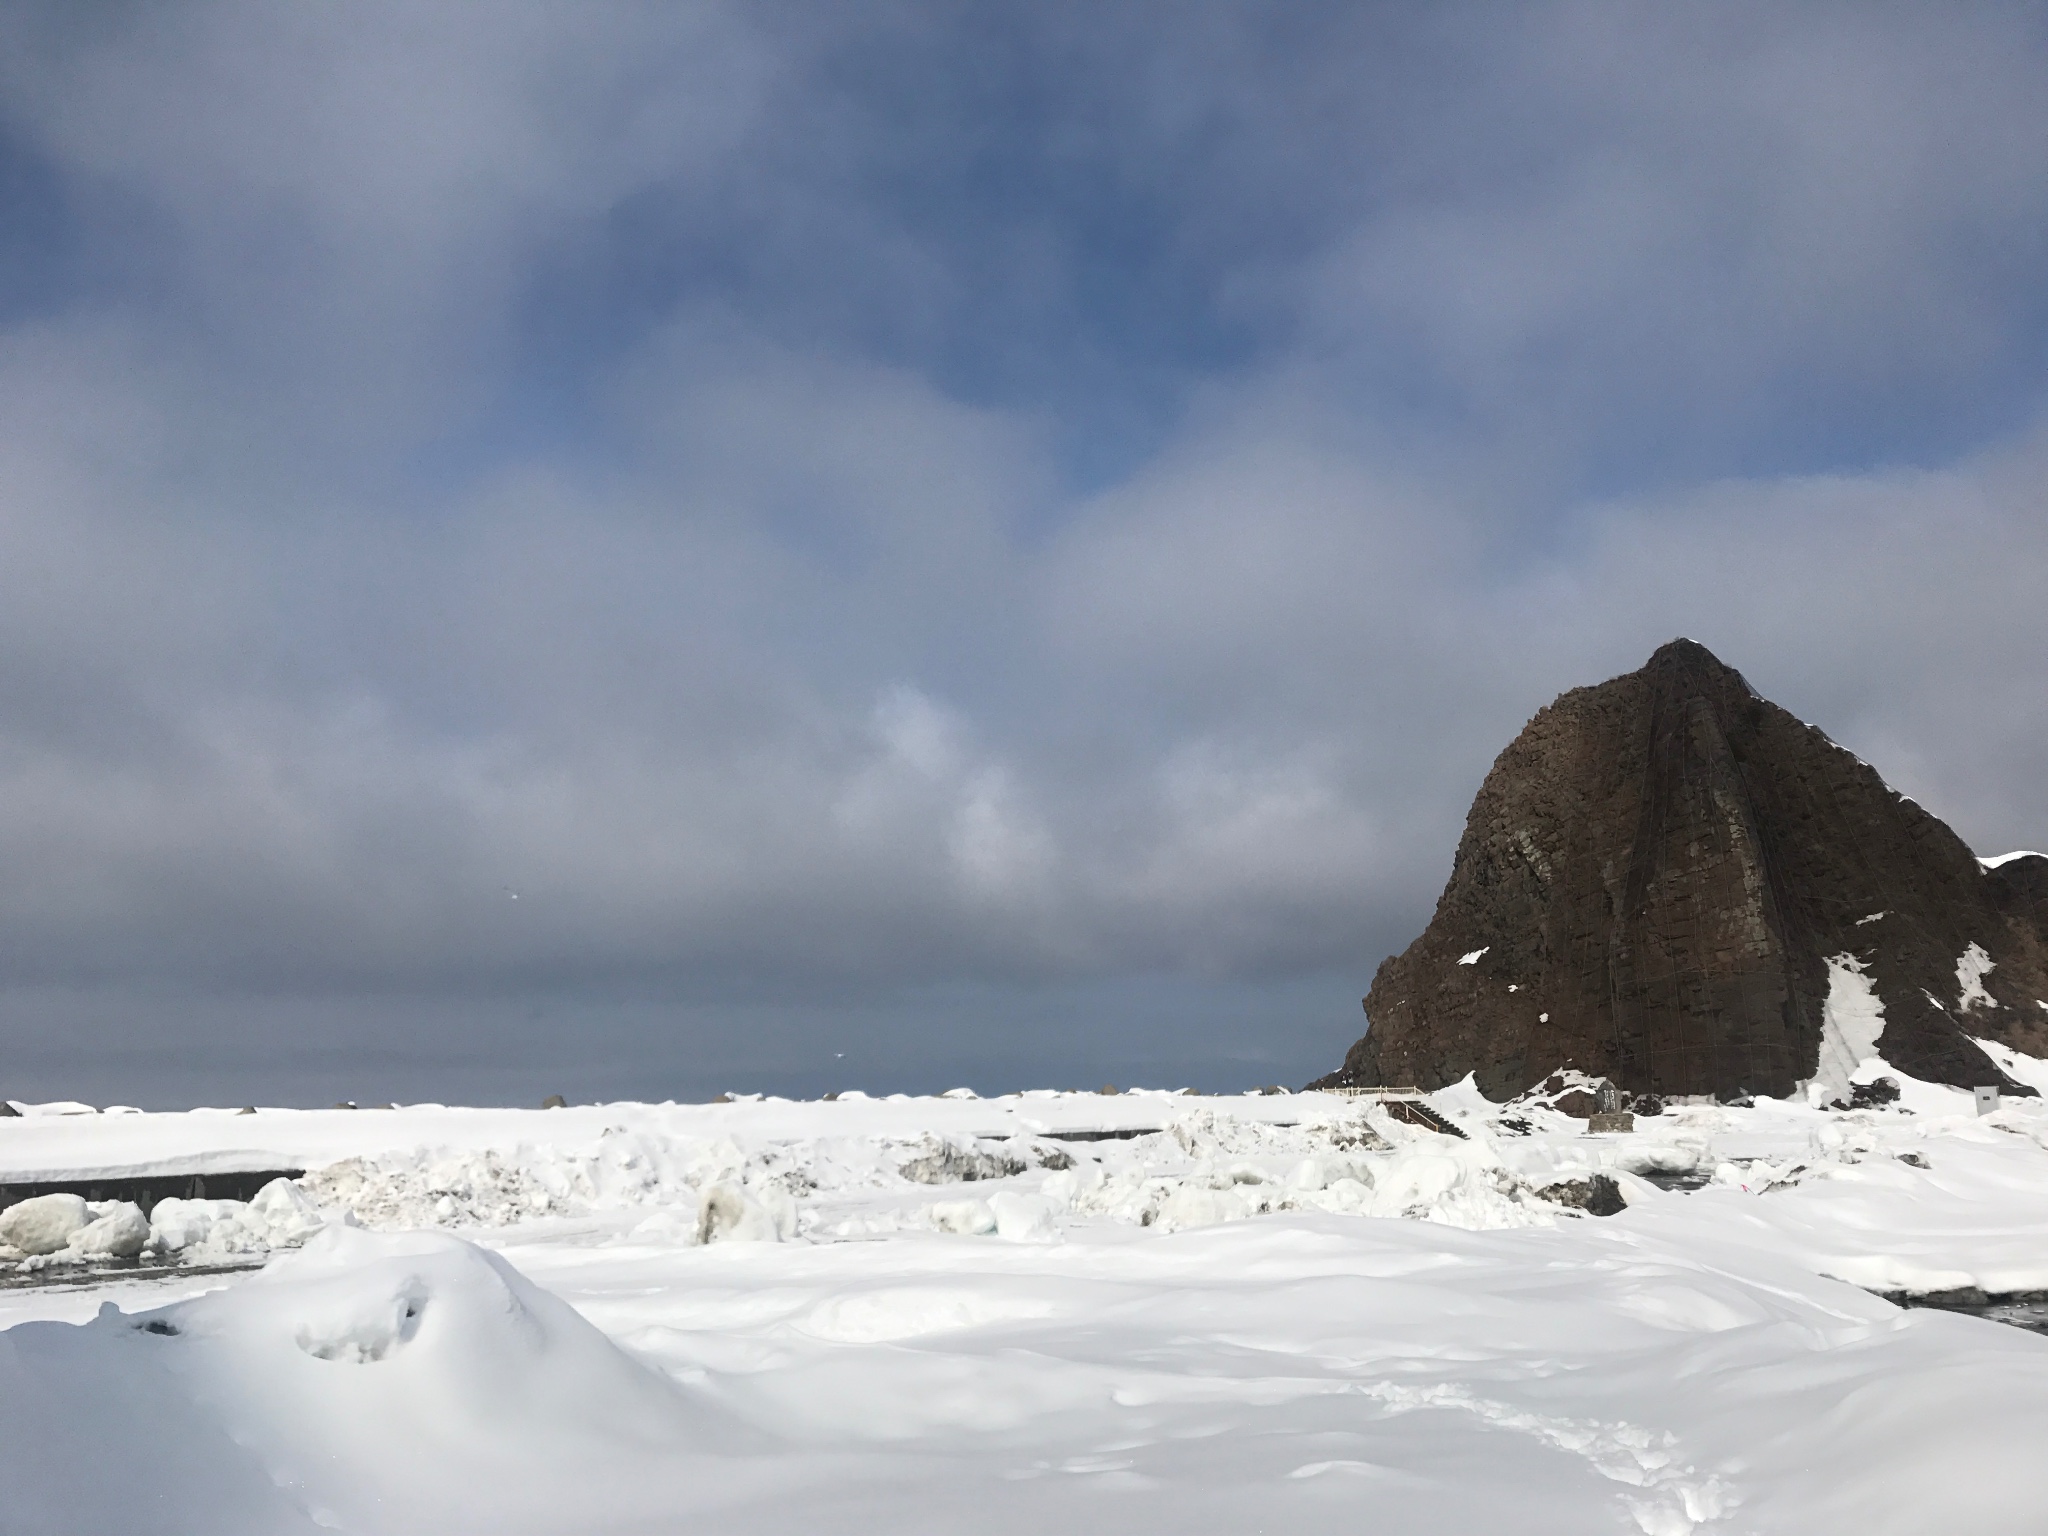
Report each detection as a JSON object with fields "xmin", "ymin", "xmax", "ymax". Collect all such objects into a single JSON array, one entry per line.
[{"xmin": 1317, "ymin": 640, "xmax": 2048, "ymax": 1101}]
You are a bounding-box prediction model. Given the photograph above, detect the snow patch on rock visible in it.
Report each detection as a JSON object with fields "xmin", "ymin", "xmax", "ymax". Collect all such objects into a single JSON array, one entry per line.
[
  {"xmin": 1804, "ymin": 954, "xmax": 1886, "ymax": 1106},
  {"xmin": 1979, "ymin": 850, "xmax": 2044, "ymax": 870},
  {"xmin": 1956, "ymin": 943, "xmax": 1998, "ymax": 1012}
]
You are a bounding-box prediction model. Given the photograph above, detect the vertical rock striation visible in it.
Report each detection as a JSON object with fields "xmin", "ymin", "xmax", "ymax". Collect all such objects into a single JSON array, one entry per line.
[{"xmin": 1318, "ymin": 640, "xmax": 2048, "ymax": 1101}]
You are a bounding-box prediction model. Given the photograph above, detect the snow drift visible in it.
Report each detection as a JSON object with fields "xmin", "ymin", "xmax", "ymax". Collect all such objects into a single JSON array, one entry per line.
[{"xmin": 0, "ymin": 1226, "xmax": 709, "ymax": 1534}]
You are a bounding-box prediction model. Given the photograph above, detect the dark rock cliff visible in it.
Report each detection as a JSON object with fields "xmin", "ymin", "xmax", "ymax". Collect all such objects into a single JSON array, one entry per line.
[{"xmin": 1317, "ymin": 640, "xmax": 2048, "ymax": 1101}]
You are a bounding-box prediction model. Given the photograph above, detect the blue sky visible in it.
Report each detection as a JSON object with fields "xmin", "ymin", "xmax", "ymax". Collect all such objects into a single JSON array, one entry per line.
[{"xmin": 2, "ymin": 2, "xmax": 2046, "ymax": 1106}]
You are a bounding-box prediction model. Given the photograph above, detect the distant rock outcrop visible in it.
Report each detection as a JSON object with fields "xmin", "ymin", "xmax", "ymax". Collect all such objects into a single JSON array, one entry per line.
[{"xmin": 1316, "ymin": 640, "xmax": 2048, "ymax": 1102}]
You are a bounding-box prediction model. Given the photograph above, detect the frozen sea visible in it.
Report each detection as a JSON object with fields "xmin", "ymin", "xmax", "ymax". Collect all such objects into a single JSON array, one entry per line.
[{"xmin": 5, "ymin": 1052, "xmax": 2048, "ymax": 1534}]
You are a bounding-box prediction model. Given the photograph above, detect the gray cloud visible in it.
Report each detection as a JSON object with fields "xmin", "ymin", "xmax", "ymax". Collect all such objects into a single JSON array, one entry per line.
[{"xmin": 0, "ymin": 3, "xmax": 2044, "ymax": 1103}]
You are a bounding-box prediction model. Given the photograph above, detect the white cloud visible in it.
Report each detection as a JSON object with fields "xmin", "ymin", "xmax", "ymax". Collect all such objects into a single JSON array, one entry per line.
[{"xmin": 0, "ymin": 4, "xmax": 2045, "ymax": 1095}]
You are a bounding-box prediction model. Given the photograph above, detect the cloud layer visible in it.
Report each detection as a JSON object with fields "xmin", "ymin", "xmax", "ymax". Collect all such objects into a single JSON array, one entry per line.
[{"xmin": 1, "ymin": 2, "xmax": 2045, "ymax": 1103}]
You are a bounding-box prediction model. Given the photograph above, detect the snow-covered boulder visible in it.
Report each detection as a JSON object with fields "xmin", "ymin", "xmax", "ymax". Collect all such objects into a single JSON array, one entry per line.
[
  {"xmin": 0, "ymin": 1193, "xmax": 90, "ymax": 1255},
  {"xmin": 72, "ymin": 1202, "xmax": 149, "ymax": 1259}
]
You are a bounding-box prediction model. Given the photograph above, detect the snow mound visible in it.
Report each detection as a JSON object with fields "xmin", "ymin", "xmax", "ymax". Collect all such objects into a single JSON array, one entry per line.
[
  {"xmin": 149, "ymin": 1177, "xmax": 327, "ymax": 1261},
  {"xmin": 170, "ymin": 1228, "xmax": 697, "ymax": 1528},
  {"xmin": 0, "ymin": 1193, "xmax": 90, "ymax": 1256}
]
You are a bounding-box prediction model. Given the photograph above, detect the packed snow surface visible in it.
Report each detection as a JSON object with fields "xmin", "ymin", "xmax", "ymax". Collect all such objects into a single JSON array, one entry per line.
[{"xmin": 6, "ymin": 1075, "xmax": 2048, "ymax": 1532}]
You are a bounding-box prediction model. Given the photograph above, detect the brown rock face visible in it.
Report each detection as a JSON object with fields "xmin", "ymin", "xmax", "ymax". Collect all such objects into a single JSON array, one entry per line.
[{"xmin": 1318, "ymin": 640, "xmax": 2048, "ymax": 1101}]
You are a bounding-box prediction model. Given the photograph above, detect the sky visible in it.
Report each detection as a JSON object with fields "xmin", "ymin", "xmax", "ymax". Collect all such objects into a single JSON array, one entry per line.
[{"xmin": 1, "ymin": 2, "xmax": 2046, "ymax": 1108}]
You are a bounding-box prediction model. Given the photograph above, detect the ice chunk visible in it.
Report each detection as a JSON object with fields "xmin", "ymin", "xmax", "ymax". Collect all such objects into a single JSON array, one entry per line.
[
  {"xmin": 1371, "ymin": 1151, "xmax": 1465, "ymax": 1212},
  {"xmin": 1305, "ymin": 1176, "xmax": 1374, "ymax": 1214},
  {"xmin": 1153, "ymin": 1182, "xmax": 1263, "ymax": 1232},
  {"xmin": 1287, "ymin": 1157, "xmax": 1328, "ymax": 1192},
  {"xmin": 988, "ymin": 1192, "xmax": 1058, "ymax": 1243},
  {"xmin": 1616, "ymin": 1143, "xmax": 1703, "ymax": 1177},
  {"xmin": 147, "ymin": 1198, "xmax": 217, "ymax": 1254},
  {"xmin": 1287, "ymin": 1154, "xmax": 1370, "ymax": 1192},
  {"xmin": 148, "ymin": 1198, "xmax": 271, "ymax": 1257},
  {"xmin": 926, "ymin": 1198, "xmax": 997, "ymax": 1235},
  {"xmin": 1038, "ymin": 1165, "xmax": 1103, "ymax": 1208},
  {"xmin": 695, "ymin": 1182, "xmax": 788, "ymax": 1244},
  {"xmin": 248, "ymin": 1178, "xmax": 325, "ymax": 1248}
]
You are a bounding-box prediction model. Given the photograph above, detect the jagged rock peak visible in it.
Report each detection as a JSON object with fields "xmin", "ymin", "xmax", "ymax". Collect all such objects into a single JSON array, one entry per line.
[
  {"xmin": 1317, "ymin": 642, "xmax": 2047, "ymax": 1103},
  {"xmin": 1645, "ymin": 635, "xmax": 1748, "ymax": 681}
]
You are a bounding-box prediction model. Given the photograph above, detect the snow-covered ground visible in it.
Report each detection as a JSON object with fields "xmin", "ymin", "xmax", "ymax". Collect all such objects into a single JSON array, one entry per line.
[{"xmin": 5, "ymin": 1060, "xmax": 2048, "ymax": 1533}]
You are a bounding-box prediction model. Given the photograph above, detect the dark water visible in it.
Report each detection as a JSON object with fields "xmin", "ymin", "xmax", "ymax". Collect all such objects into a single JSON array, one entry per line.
[
  {"xmin": 1636, "ymin": 1168, "xmax": 1712, "ymax": 1192},
  {"xmin": 1886, "ymin": 1292, "xmax": 2048, "ymax": 1336},
  {"xmin": 0, "ymin": 1255, "xmax": 265, "ymax": 1291}
]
